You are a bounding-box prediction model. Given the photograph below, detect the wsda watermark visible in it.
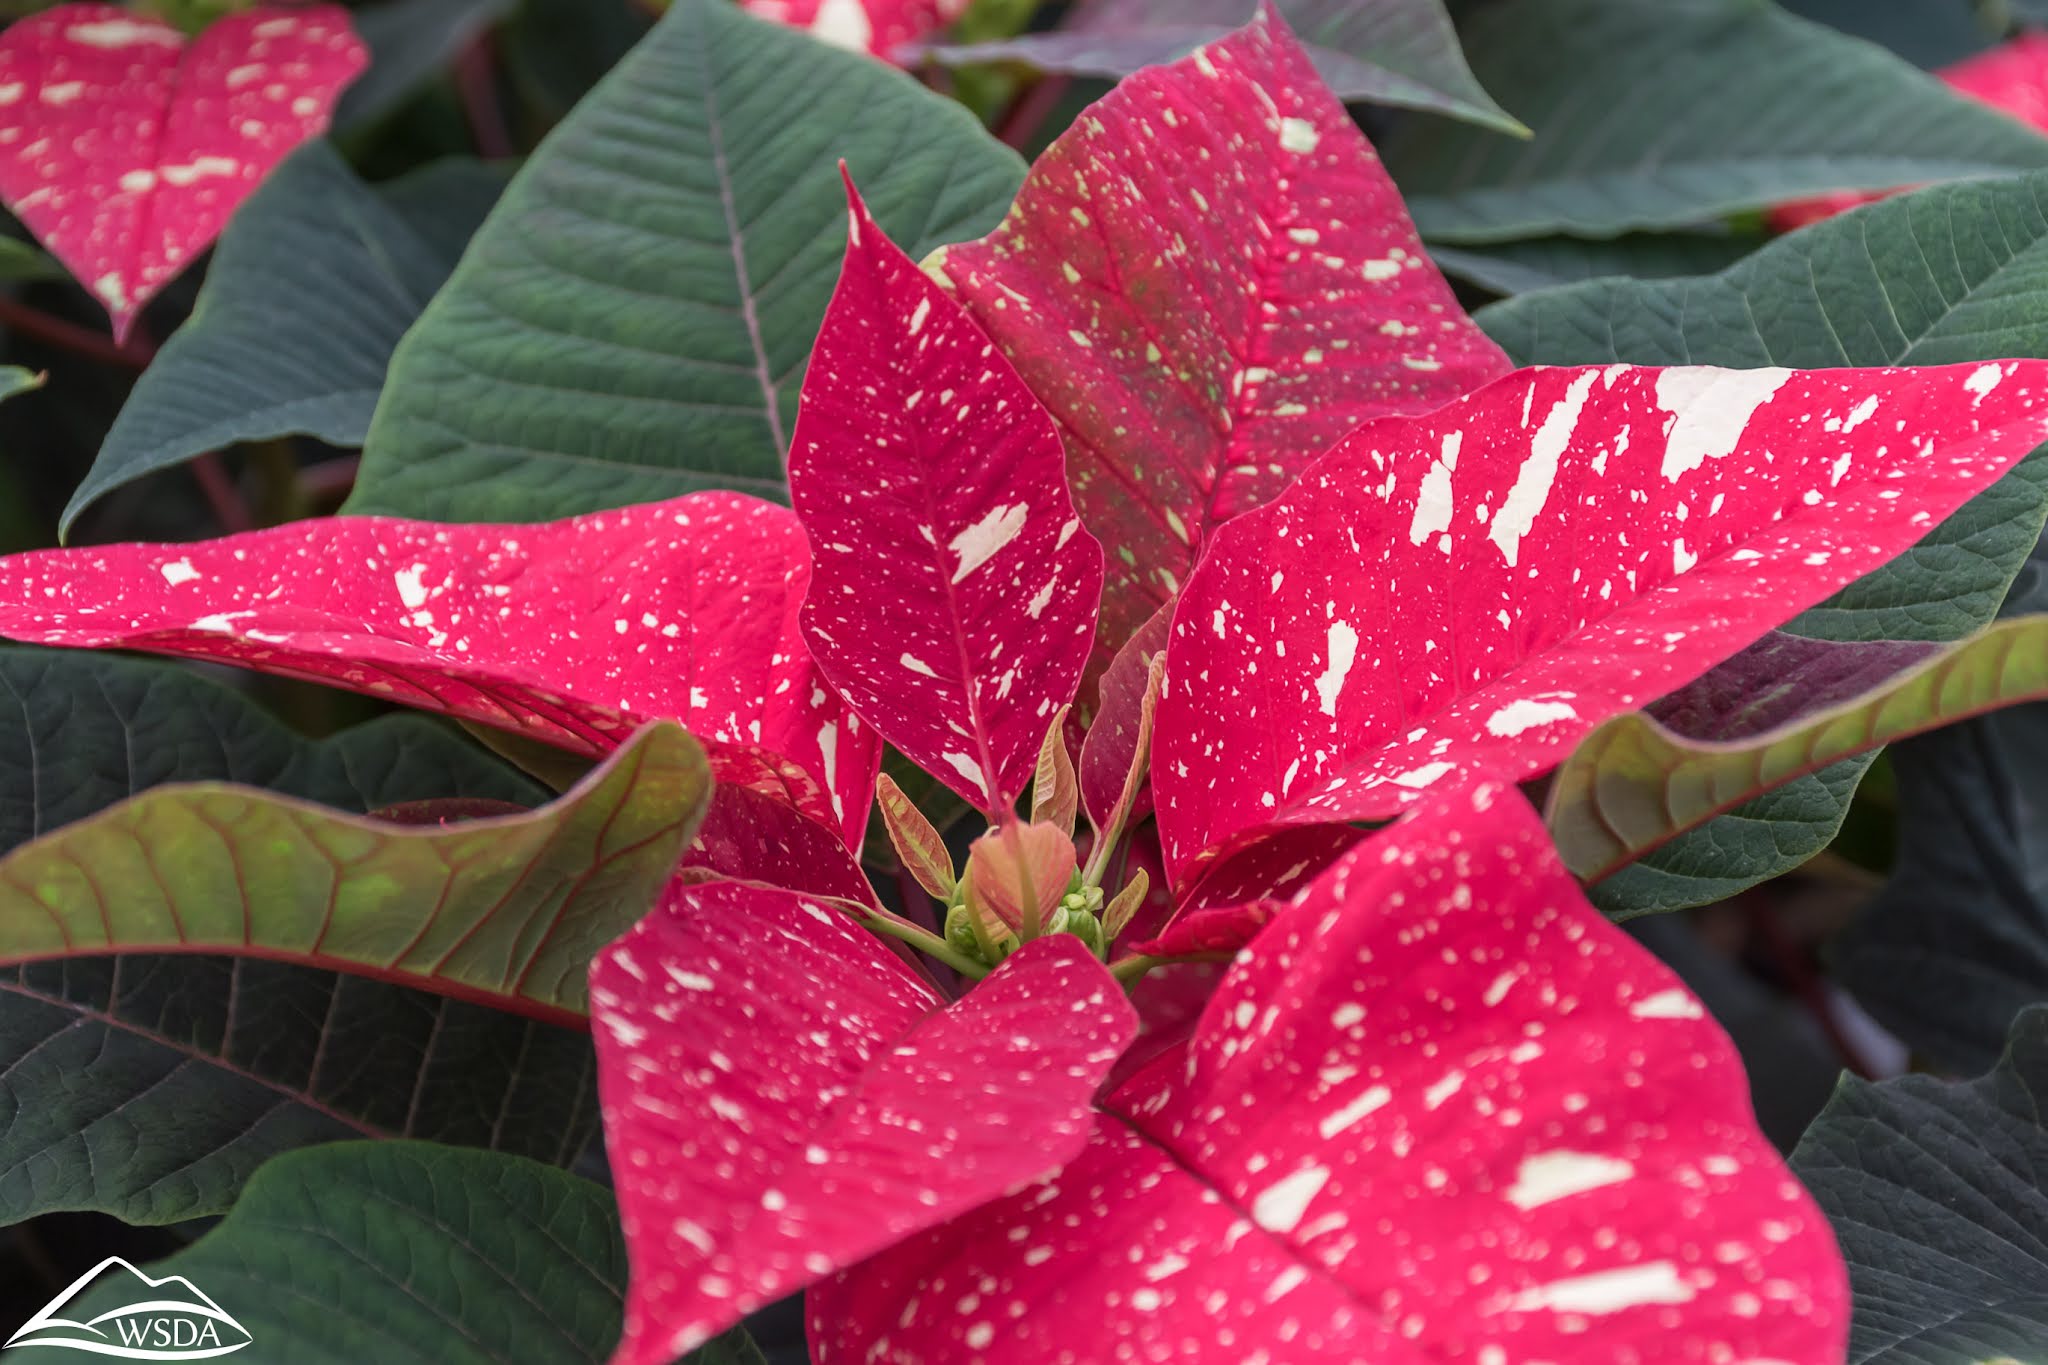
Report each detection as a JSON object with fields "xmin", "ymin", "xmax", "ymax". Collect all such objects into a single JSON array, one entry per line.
[{"xmin": 5, "ymin": 1257, "xmax": 252, "ymax": 1360}]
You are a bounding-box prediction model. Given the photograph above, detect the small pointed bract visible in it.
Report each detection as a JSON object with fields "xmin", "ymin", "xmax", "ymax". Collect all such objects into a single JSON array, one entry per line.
[
  {"xmin": 591, "ymin": 881, "xmax": 1133, "ymax": 1365},
  {"xmin": 1079, "ymin": 602, "xmax": 1170, "ymax": 838},
  {"xmin": 930, "ymin": 8, "xmax": 1510, "ymax": 672},
  {"xmin": 0, "ymin": 4, "xmax": 366, "ymax": 339},
  {"xmin": 1156, "ymin": 360, "xmax": 2048, "ymax": 884},
  {"xmin": 0, "ymin": 492, "xmax": 878, "ymax": 847},
  {"xmin": 741, "ymin": 0, "xmax": 969, "ymax": 60},
  {"xmin": 791, "ymin": 178, "xmax": 1104, "ymax": 816},
  {"xmin": 814, "ymin": 782, "xmax": 1846, "ymax": 1363}
]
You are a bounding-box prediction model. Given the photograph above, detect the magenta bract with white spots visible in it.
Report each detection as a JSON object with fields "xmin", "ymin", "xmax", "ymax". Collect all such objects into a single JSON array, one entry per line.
[
  {"xmin": 590, "ymin": 880, "xmax": 1134, "ymax": 1365},
  {"xmin": 0, "ymin": 491, "xmax": 879, "ymax": 847},
  {"xmin": 1156, "ymin": 359, "xmax": 2048, "ymax": 884},
  {"xmin": 740, "ymin": 0, "xmax": 969, "ymax": 60},
  {"xmin": 932, "ymin": 8, "xmax": 1511, "ymax": 676},
  {"xmin": 790, "ymin": 181, "xmax": 1104, "ymax": 816},
  {"xmin": 814, "ymin": 782, "xmax": 1846, "ymax": 1363},
  {"xmin": 1077, "ymin": 597, "xmax": 1168, "ymax": 834},
  {"xmin": 0, "ymin": 3, "xmax": 365, "ymax": 340},
  {"xmin": 683, "ymin": 783, "xmax": 877, "ymax": 908}
]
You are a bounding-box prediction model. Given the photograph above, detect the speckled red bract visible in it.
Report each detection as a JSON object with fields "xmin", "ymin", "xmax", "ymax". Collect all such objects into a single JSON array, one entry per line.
[
  {"xmin": 790, "ymin": 181, "xmax": 1104, "ymax": 816},
  {"xmin": 740, "ymin": 0, "xmax": 969, "ymax": 59},
  {"xmin": 590, "ymin": 881, "xmax": 1134, "ymax": 1365},
  {"xmin": 1156, "ymin": 359, "xmax": 2048, "ymax": 884},
  {"xmin": 931, "ymin": 10, "xmax": 1511, "ymax": 676},
  {"xmin": 0, "ymin": 3, "xmax": 365, "ymax": 339},
  {"xmin": 813, "ymin": 783, "xmax": 1847, "ymax": 1363},
  {"xmin": 0, "ymin": 491, "xmax": 878, "ymax": 847}
]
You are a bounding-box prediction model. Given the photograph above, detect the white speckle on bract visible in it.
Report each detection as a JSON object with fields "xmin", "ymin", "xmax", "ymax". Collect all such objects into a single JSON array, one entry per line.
[
  {"xmin": 1966, "ymin": 362, "xmax": 2005, "ymax": 404},
  {"xmin": 1485, "ymin": 696, "xmax": 1577, "ymax": 737},
  {"xmin": 159, "ymin": 558, "xmax": 201, "ymax": 587},
  {"xmin": 1505, "ymin": 1151, "xmax": 1636, "ymax": 1209},
  {"xmin": 948, "ymin": 503, "xmax": 1028, "ymax": 583},
  {"xmin": 806, "ymin": 0, "xmax": 874, "ymax": 51},
  {"xmin": 898, "ymin": 652, "xmax": 938, "ymax": 678},
  {"xmin": 1509, "ymin": 1261, "xmax": 1697, "ymax": 1314},
  {"xmin": 1251, "ymin": 1164, "xmax": 1330, "ymax": 1234},
  {"xmin": 66, "ymin": 17, "xmax": 181, "ymax": 47},
  {"xmin": 1629, "ymin": 988, "xmax": 1704, "ymax": 1020},
  {"xmin": 40, "ymin": 81, "xmax": 85, "ymax": 106},
  {"xmin": 907, "ymin": 297, "xmax": 931, "ymax": 336},
  {"xmin": 1316, "ymin": 1084, "xmax": 1391, "ymax": 1139},
  {"xmin": 394, "ymin": 564, "xmax": 430, "ymax": 610},
  {"xmin": 1314, "ymin": 621, "xmax": 1358, "ymax": 717},
  {"xmin": 1656, "ymin": 367, "xmax": 1792, "ymax": 482},
  {"xmin": 942, "ymin": 751, "xmax": 986, "ymax": 791},
  {"xmin": 1390, "ymin": 761, "xmax": 1454, "ymax": 790},
  {"xmin": 1278, "ymin": 116, "xmax": 1318, "ymax": 153},
  {"xmin": 160, "ymin": 157, "xmax": 241, "ymax": 188},
  {"xmin": 118, "ymin": 170, "xmax": 156, "ymax": 194},
  {"xmin": 93, "ymin": 273, "xmax": 128, "ymax": 312},
  {"xmin": 1492, "ymin": 371, "xmax": 1597, "ymax": 567},
  {"xmin": 1408, "ymin": 432, "xmax": 1460, "ymax": 548}
]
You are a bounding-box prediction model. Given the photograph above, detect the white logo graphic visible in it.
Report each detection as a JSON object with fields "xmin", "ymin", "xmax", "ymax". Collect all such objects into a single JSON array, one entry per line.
[{"xmin": 4, "ymin": 1257, "xmax": 252, "ymax": 1360}]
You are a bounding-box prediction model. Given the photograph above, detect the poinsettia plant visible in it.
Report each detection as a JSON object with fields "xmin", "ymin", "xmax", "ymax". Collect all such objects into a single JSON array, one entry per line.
[{"xmin": 8, "ymin": 0, "xmax": 2048, "ymax": 1361}]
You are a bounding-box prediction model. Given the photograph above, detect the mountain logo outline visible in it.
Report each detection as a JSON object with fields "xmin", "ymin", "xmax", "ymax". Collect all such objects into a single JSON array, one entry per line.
[{"xmin": 4, "ymin": 1256, "xmax": 251, "ymax": 1360}]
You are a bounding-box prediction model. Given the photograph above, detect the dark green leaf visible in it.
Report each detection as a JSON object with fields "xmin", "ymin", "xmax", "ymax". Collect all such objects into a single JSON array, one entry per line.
[
  {"xmin": 346, "ymin": 0, "xmax": 1026, "ymax": 522},
  {"xmin": 926, "ymin": 0, "xmax": 1523, "ymax": 134},
  {"xmin": 1429, "ymin": 231, "xmax": 1764, "ymax": 296},
  {"xmin": 0, "ymin": 645, "xmax": 540, "ymax": 850},
  {"xmin": 1, "ymin": 1142, "xmax": 767, "ymax": 1365},
  {"xmin": 0, "ymin": 958, "xmax": 602, "ymax": 1227},
  {"xmin": 337, "ymin": 0, "xmax": 517, "ymax": 128},
  {"xmin": 64, "ymin": 145, "xmax": 504, "ymax": 535},
  {"xmin": 1384, "ymin": 0, "xmax": 2048, "ymax": 243},
  {"xmin": 1837, "ymin": 706, "xmax": 2048, "ymax": 1073},
  {"xmin": 1792, "ymin": 1006, "xmax": 2048, "ymax": 1363}
]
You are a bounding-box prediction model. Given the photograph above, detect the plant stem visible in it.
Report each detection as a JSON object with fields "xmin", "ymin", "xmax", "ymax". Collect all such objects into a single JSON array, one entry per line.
[
  {"xmin": 0, "ymin": 295, "xmax": 147, "ymax": 369},
  {"xmin": 189, "ymin": 451, "xmax": 253, "ymax": 533},
  {"xmin": 862, "ymin": 909, "xmax": 989, "ymax": 980},
  {"xmin": 994, "ymin": 73, "xmax": 1070, "ymax": 152},
  {"xmin": 454, "ymin": 33, "xmax": 514, "ymax": 160}
]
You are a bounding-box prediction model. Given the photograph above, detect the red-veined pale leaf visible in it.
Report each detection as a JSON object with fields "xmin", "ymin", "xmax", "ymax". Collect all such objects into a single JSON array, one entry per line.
[
  {"xmin": 1771, "ymin": 32, "xmax": 2048, "ymax": 232},
  {"xmin": 791, "ymin": 179, "xmax": 1103, "ymax": 816},
  {"xmin": 0, "ymin": 491, "xmax": 879, "ymax": 847},
  {"xmin": 929, "ymin": 8, "xmax": 1510, "ymax": 673},
  {"xmin": 814, "ymin": 782, "xmax": 1845, "ymax": 1363},
  {"xmin": 0, "ymin": 4, "xmax": 366, "ymax": 340},
  {"xmin": 740, "ymin": 0, "xmax": 967, "ymax": 60},
  {"xmin": 683, "ymin": 783, "xmax": 877, "ymax": 907},
  {"xmin": 1078, "ymin": 600, "xmax": 1169, "ymax": 837},
  {"xmin": 590, "ymin": 880, "xmax": 1134, "ymax": 1365},
  {"xmin": 1155, "ymin": 360, "xmax": 2048, "ymax": 884}
]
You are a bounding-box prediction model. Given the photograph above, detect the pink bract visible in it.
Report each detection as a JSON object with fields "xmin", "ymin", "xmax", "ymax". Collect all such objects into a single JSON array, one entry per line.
[
  {"xmin": 931, "ymin": 9, "xmax": 1512, "ymax": 677},
  {"xmin": 791, "ymin": 179, "xmax": 1104, "ymax": 816},
  {"xmin": 590, "ymin": 880, "xmax": 1134, "ymax": 1364},
  {"xmin": 0, "ymin": 3, "xmax": 366, "ymax": 340},
  {"xmin": 0, "ymin": 491, "xmax": 879, "ymax": 847},
  {"xmin": 1156, "ymin": 359, "xmax": 2048, "ymax": 885}
]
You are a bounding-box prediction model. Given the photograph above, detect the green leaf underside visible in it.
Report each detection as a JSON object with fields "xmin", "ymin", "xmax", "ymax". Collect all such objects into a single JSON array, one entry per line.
[
  {"xmin": 1487, "ymin": 172, "xmax": 2048, "ymax": 912},
  {"xmin": 64, "ymin": 146, "xmax": 505, "ymax": 535},
  {"xmin": 1792, "ymin": 1006, "xmax": 2048, "ymax": 1364},
  {"xmin": 345, "ymin": 0, "xmax": 1026, "ymax": 523},
  {"xmin": 1382, "ymin": 0, "xmax": 2048, "ymax": 243},
  {"xmin": 1551, "ymin": 614, "xmax": 2048, "ymax": 899},
  {"xmin": 0, "ymin": 719, "xmax": 709, "ymax": 1022},
  {"xmin": 1, "ymin": 1142, "xmax": 763, "ymax": 1365},
  {"xmin": 927, "ymin": 0, "xmax": 1522, "ymax": 135}
]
